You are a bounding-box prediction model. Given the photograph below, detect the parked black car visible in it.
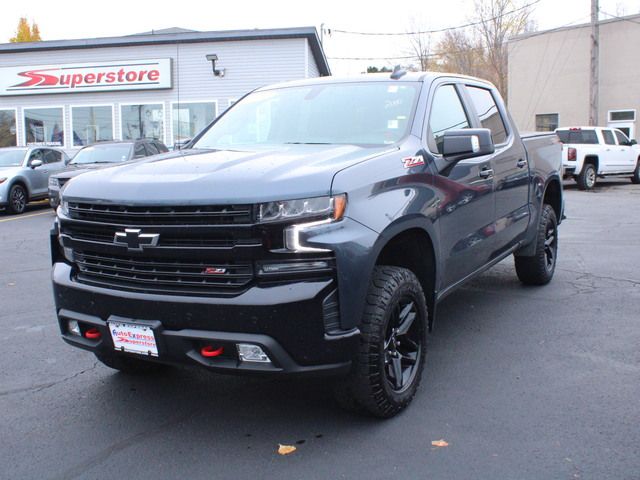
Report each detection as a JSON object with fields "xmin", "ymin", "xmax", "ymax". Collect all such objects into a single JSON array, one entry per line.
[
  {"xmin": 52, "ymin": 72, "xmax": 563, "ymax": 417},
  {"xmin": 48, "ymin": 139, "xmax": 168, "ymax": 208}
]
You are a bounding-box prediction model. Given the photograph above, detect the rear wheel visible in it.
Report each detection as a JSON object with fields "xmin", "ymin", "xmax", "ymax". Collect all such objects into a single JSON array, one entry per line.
[
  {"xmin": 577, "ymin": 163, "xmax": 597, "ymax": 190},
  {"xmin": 7, "ymin": 184, "xmax": 27, "ymax": 214},
  {"xmin": 95, "ymin": 353, "xmax": 167, "ymax": 374},
  {"xmin": 334, "ymin": 266, "xmax": 428, "ymax": 418},
  {"xmin": 515, "ymin": 204, "xmax": 558, "ymax": 285},
  {"xmin": 631, "ymin": 160, "xmax": 640, "ymax": 184}
]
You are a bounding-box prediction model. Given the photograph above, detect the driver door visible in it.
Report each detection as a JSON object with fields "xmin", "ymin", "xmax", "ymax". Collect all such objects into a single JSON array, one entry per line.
[{"xmin": 26, "ymin": 149, "xmax": 48, "ymax": 195}]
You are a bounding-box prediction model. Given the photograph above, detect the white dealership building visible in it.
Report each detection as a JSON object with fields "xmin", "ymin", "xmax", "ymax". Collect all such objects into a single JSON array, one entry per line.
[{"xmin": 0, "ymin": 27, "xmax": 330, "ymax": 150}]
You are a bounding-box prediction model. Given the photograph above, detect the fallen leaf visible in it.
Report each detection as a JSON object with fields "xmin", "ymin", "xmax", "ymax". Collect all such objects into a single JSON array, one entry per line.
[
  {"xmin": 278, "ymin": 444, "xmax": 297, "ymax": 455},
  {"xmin": 431, "ymin": 439, "xmax": 449, "ymax": 448}
]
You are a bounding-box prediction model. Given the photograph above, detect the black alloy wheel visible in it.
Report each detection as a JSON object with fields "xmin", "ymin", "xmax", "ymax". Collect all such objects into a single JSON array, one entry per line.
[
  {"xmin": 8, "ymin": 184, "xmax": 27, "ymax": 214},
  {"xmin": 333, "ymin": 266, "xmax": 428, "ymax": 418},
  {"xmin": 384, "ymin": 297, "xmax": 422, "ymax": 393}
]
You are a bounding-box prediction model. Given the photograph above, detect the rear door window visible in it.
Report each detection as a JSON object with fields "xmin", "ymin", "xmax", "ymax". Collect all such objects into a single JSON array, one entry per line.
[
  {"xmin": 602, "ymin": 130, "xmax": 616, "ymax": 145},
  {"xmin": 427, "ymin": 84, "xmax": 471, "ymax": 154},
  {"xmin": 465, "ymin": 86, "xmax": 508, "ymax": 144},
  {"xmin": 43, "ymin": 149, "xmax": 62, "ymax": 164},
  {"xmin": 145, "ymin": 142, "xmax": 159, "ymax": 156}
]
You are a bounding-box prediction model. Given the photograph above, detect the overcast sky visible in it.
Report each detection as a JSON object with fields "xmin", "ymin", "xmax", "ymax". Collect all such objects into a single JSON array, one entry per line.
[{"xmin": 1, "ymin": 0, "xmax": 638, "ymax": 75}]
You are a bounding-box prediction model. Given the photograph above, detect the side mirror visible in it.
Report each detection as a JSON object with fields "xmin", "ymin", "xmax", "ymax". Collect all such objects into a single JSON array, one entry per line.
[
  {"xmin": 30, "ymin": 159, "xmax": 43, "ymax": 169},
  {"xmin": 630, "ymin": 139, "xmax": 637, "ymax": 146},
  {"xmin": 442, "ymin": 128, "xmax": 495, "ymax": 162}
]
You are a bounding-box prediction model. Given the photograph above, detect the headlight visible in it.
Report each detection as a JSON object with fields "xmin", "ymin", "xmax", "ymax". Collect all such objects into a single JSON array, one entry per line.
[
  {"xmin": 58, "ymin": 199, "xmax": 69, "ymax": 217},
  {"xmin": 48, "ymin": 177, "xmax": 59, "ymax": 187},
  {"xmin": 258, "ymin": 194, "xmax": 347, "ymax": 223}
]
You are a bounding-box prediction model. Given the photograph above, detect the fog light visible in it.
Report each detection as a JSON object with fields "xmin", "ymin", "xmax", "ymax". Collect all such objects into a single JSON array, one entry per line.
[
  {"xmin": 237, "ymin": 344, "xmax": 271, "ymax": 363},
  {"xmin": 67, "ymin": 320, "xmax": 81, "ymax": 336}
]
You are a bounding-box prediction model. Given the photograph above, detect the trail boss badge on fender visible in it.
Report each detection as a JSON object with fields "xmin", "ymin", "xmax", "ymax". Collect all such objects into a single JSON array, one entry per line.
[{"xmin": 402, "ymin": 156, "xmax": 425, "ymax": 168}]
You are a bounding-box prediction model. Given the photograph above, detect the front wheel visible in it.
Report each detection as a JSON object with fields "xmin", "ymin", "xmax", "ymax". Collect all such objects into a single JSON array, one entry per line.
[
  {"xmin": 515, "ymin": 204, "xmax": 558, "ymax": 285},
  {"xmin": 334, "ymin": 266, "xmax": 428, "ymax": 418},
  {"xmin": 7, "ymin": 184, "xmax": 27, "ymax": 214},
  {"xmin": 631, "ymin": 161, "xmax": 640, "ymax": 184}
]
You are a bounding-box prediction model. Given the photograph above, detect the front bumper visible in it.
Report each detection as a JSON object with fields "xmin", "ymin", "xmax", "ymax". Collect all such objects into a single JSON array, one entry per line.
[{"xmin": 52, "ymin": 262, "xmax": 357, "ymax": 376}]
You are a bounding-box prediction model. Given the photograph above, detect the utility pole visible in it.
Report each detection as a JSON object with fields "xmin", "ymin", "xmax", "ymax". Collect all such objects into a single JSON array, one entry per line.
[{"xmin": 589, "ymin": 0, "xmax": 599, "ymax": 126}]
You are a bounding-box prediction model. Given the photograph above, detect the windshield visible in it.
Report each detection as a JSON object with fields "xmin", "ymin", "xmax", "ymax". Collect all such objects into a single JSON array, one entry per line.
[
  {"xmin": 193, "ymin": 82, "xmax": 420, "ymax": 148},
  {"xmin": 0, "ymin": 150, "xmax": 26, "ymax": 167},
  {"xmin": 70, "ymin": 144, "xmax": 132, "ymax": 165}
]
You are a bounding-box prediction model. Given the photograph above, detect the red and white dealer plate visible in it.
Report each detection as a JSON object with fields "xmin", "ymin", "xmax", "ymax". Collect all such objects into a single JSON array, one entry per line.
[{"xmin": 108, "ymin": 321, "xmax": 158, "ymax": 357}]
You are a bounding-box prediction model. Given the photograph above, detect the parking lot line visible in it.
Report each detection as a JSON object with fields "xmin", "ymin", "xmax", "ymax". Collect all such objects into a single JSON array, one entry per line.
[{"xmin": 0, "ymin": 211, "xmax": 52, "ymax": 223}]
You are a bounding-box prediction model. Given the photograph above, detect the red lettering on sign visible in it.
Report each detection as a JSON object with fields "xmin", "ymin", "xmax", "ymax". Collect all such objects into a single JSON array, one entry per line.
[{"xmin": 148, "ymin": 70, "xmax": 160, "ymax": 82}]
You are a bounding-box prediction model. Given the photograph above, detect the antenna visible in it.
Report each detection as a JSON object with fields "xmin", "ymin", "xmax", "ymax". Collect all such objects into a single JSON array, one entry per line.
[{"xmin": 390, "ymin": 65, "xmax": 406, "ymax": 80}]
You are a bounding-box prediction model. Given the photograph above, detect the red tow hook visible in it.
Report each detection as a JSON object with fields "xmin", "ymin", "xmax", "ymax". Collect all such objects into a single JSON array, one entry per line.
[
  {"xmin": 201, "ymin": 346, "xmax": 224, "ymax": 358},
  {"xmin": 85, "ymin": 328, "xmax": 102, "ymax": 340}
]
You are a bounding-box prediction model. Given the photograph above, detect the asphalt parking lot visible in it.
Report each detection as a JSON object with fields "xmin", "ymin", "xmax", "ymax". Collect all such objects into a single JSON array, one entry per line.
[{"xmin": 1, "ymin": 180, "xmax": 639, "ymax": 480}]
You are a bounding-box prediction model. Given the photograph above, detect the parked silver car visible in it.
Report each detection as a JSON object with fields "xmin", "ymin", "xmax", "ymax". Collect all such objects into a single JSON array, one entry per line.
[{"xmin": 0, "ymin": 147, "xmax": 69, "ymax": 214}]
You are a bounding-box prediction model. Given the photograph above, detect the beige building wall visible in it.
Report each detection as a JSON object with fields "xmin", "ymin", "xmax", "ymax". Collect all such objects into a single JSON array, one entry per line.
[{"xmin": 508, "ymin": 15, "xmax": 640, "ymax": 138}]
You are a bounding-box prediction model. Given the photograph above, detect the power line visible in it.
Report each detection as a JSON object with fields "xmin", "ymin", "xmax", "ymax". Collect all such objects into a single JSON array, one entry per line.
[
  {"xmin": 600, "ymin": 11, "xmax": 640, "ymax": 25},
  {"xmin": 328, "ymin": 0, "xmax": 542, "ymax": 36}
]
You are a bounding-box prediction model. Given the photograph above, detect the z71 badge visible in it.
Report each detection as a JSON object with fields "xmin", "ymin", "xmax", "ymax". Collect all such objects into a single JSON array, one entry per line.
[{"xmin": 402, "ymin": 156, "xmax": 425, "ymax": 168}]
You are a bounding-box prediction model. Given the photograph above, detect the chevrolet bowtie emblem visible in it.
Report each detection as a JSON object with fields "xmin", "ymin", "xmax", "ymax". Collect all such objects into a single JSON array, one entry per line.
[{"xmin": 114, "ymin": 228, "xmax": 160, "ymax": 251}]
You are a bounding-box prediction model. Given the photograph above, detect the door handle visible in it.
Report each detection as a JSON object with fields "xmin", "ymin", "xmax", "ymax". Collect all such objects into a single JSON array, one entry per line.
[
  {"xmin": 517, "ymin": 159, "xmax": 528, "ymax": 168},
  {"xmin": 479, "ymin": 167, "xmax": 494, "ymax": 178}
]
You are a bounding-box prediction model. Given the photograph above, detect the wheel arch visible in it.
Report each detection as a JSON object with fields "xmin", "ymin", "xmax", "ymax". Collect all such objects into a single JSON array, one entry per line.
[
  {"xmin": 372, "ymin": 219, "xmax": 439, "ymax": 330},
  {"xmin": 583, "ymin": 154, "xmax": 599, "ymax": 173}
]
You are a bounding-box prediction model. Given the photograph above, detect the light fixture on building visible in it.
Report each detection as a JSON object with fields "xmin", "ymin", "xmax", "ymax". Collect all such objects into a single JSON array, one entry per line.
[{"xmin": 205, "ymin": 54, "xmax": 225, "ymax": 77}]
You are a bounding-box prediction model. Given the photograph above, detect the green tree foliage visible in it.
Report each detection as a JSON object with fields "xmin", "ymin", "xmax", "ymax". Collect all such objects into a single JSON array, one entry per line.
[{"xmin": 10, "ymin": 17, "xmax": 42, "ymax": 43}]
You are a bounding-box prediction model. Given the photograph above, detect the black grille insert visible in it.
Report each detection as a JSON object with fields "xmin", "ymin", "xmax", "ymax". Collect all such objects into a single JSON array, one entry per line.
[
  {"xmin": 74, "ymin": 251, "xmax": 253, "ymax": 295},
  {"xmin": 68, "ymin": 203, "xmax": 253, "ymax": 225}
]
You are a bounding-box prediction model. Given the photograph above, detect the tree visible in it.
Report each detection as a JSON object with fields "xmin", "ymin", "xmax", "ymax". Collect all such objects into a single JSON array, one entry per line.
[
  {"xmin": 472, "ymin": 0, "xmax": 533, "ymax": 99},
  {"xmin": 366, "ymin": 66, "xmax": 392, "ymax": 73},
  {"xmin": 10, "ymin": 18, "xmax": 42, "ymax": 43},
  {"xmin": 406, "ymin": 0, "xmax": 534, "ymax": 98}
]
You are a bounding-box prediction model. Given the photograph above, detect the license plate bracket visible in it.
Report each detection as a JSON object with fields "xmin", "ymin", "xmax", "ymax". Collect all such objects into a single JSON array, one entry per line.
[{"xmin": 108, "ymin": 320, "xmax": 159, "ymax": 357}]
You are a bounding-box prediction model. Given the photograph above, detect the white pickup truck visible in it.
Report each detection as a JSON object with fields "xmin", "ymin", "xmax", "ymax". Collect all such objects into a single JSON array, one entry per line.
[{"xmin": 556, "ymin": 127, "xmax": 640, "ymax": 190}]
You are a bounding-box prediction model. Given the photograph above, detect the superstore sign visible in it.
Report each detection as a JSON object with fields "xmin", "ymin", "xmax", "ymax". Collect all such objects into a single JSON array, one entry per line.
[{"xmin": 0, "ymin": 59, "xmax": 172, "ymax": 96}]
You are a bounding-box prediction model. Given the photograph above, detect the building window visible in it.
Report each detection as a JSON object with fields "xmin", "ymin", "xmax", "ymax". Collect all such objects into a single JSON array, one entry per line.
[
  {"xmin": 121, "ymin": 104, "xmax": 164, "ymax": 141},
  {"xmin": 535, "ymin": 113, "xmax": 558, "ymax": 132},
  {"xmin": 172, "ymin": 102, "xmax": 216, "ymax": 145},
  {"xmin": 0, "ymin": 109, "xmax": 17, "ymax": 147},
  {"xmin": 24, "ymin": 107, "xmax": 64, "ymax": 145},
  {"xmin": 71, "ymin": 106, "xmax": 114, "ymax": 146},
  {"xmin": 609, "ymin": 110, "xmax": 635, "ymax": 122}
]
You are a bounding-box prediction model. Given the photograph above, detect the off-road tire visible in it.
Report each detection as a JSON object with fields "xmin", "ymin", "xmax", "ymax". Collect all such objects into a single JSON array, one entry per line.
[
  {"xmin": 515, "ymin": 204, "xmax": 558, "ymax": 285},
  {"xmin": 334, "ymin": 266, "xmax": 428, "ymax": 418},
  {"xmin": 631, "ymin": 160, "xmax": 640, "ymax": 184},
  {"xmin": 7, "ymin": 184, "xmax": 27, "ymax": 214},
  {"xmin": 577, "ymin": 163, "xmax": 597, "ymax": 190},
  {"xmin": 95, "ymin": 352, "xmax": 167, "ymax": 374}
]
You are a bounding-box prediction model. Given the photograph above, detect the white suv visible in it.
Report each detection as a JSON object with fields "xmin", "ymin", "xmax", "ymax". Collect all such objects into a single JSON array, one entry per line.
[{"xmin": 556, "ymin": 127, "xmax": 640, "ymax": 190}]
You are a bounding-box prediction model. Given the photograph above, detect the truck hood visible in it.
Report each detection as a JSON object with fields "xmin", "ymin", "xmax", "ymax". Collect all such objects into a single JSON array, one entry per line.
[
  {"xmin": 61, "ymin": 145, "xmax": 395, "ymax": 204},
  {"xmin": 54, "ymin": 163, "xmax": 120, "ymax": 180}
]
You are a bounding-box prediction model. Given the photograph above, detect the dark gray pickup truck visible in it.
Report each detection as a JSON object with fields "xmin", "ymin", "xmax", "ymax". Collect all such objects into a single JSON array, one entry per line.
[{"xmin": 51, "ymin": 71, "xmax": 563, "ymax": 417}]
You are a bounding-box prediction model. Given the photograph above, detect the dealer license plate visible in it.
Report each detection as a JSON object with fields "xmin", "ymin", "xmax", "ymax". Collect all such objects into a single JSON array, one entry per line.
[{"xmin": 108, "ymin": 321, "xmax": 158, "ymax": 357}]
